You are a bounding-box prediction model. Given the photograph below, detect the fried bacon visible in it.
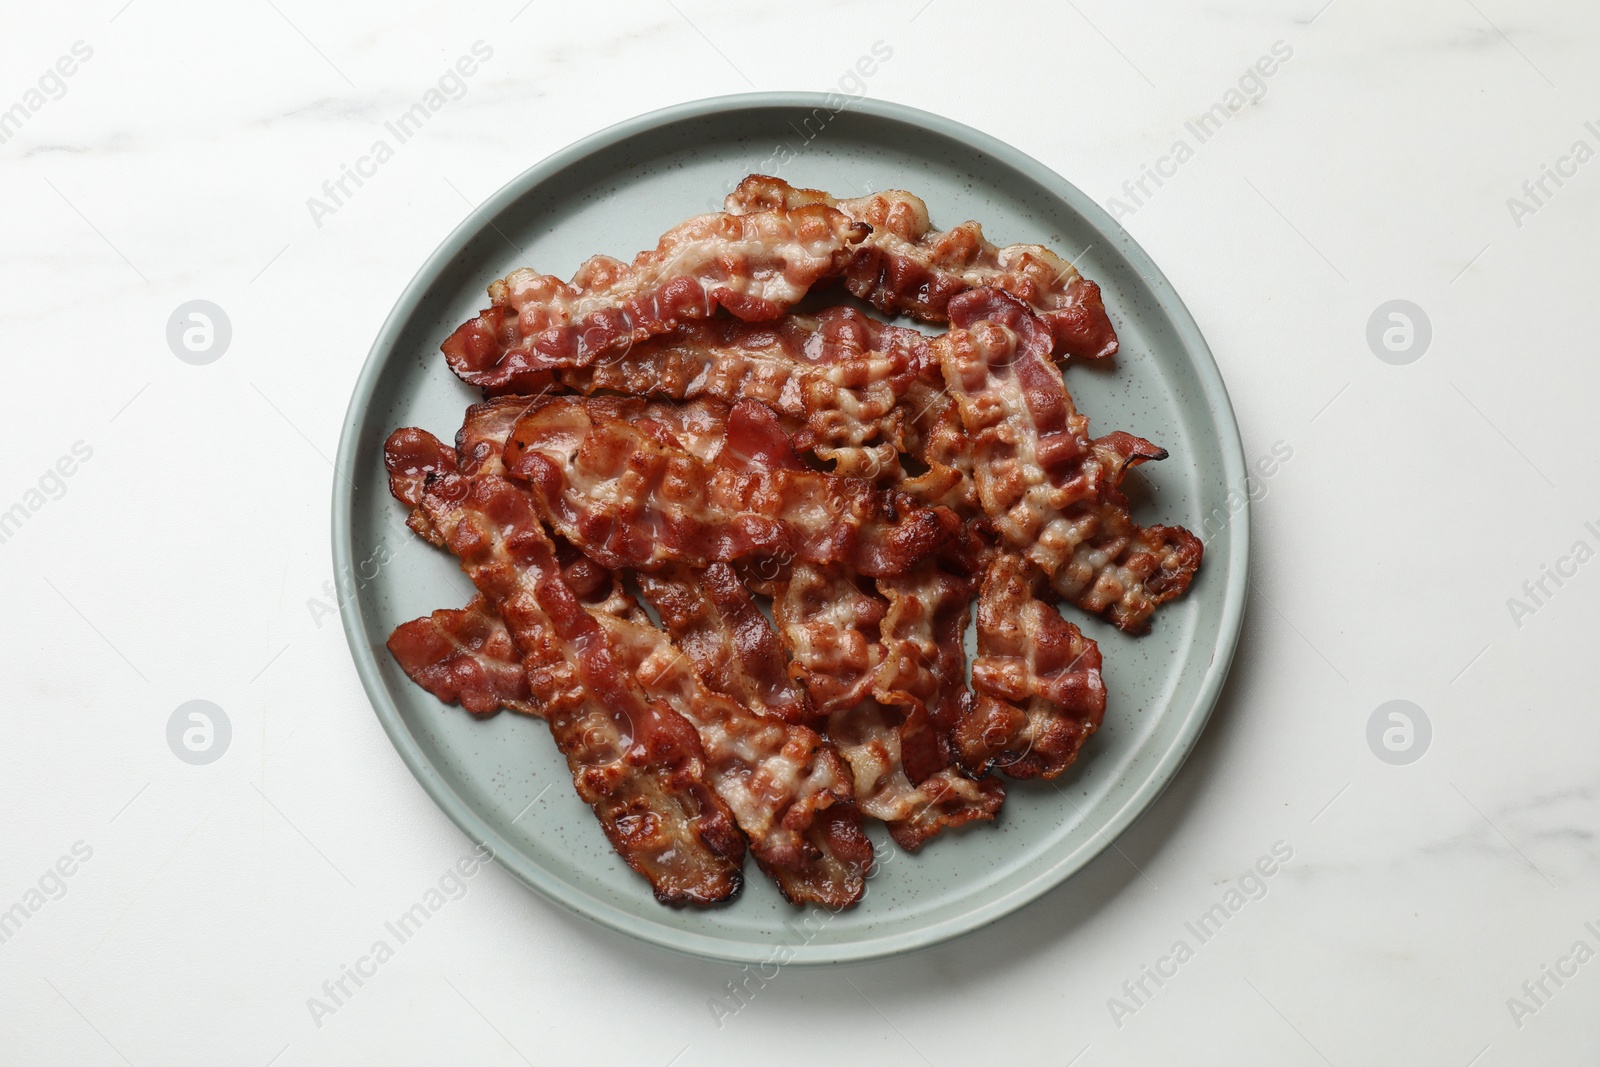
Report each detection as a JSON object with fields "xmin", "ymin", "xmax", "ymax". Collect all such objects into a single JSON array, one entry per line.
[
  {"xmin": 895, "ymin": 379, "xmax": 979, "ymax": 512},
  {"xmin": 873, "ymin": 558, "xmax": 978, "ymax": 785},
  {"xmin": 637, "ymin": 563, "xmax": 815, "ymax": 727},
  {"xmin": 389, "ymin": 421, "xmax": 868, "ymax": 904},
  {"xmin": 590, "ymin": 598, "xmax": 870, "ymax": 907},
  {"xmin": 726, "ymin": 175, "xmax": 1118, "ymax": 361},
  {"xmin": 932, "ymin": 288, "xmax": 1202, "ymax": 632},
  {"xmin": 414, "ymin": 460, "xmax": 746, "ymax": 904},
  {"xmin": 378, "ymin": 181, "xmax": 1215, "ymax": 909},
  {"xmin": 384, "ymin": 425, "xmax": 460, "ymax": 547},
  {"xmin": 386, "ymin": 595, "xmax": 535, "ymax": 717},
  {"xmin": 556, "ymin": 305, "xmax": 927, "ymax": 480},
  {"xmin": 441, "ymin": 200, "xmax": 870, "ymax": 390},
  {"xmin": 502, "ymin": 395, "xmax": 961, "ymax": 578},
  {"xmin": 954, "ymin": 553, "xmax": 1106, "ymax": 779},
  {"xmin": 773, "ymin": 562, "xmax": 1004, "ymax": 849}
]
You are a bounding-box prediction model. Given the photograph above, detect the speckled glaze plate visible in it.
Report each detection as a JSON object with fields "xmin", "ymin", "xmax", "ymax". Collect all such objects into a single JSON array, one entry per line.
[{"xmin": 333, "ymin": 93, "xmax": 1248, "ymax": 964}]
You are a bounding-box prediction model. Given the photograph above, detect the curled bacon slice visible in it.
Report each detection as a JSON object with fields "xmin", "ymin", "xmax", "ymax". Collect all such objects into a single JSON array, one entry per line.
[
  {"xmin": 954, "ymin": 553, "xmax": 1106, "ymax": 779},
  {"xmin": 726, "ymin": 175, "xmax": 1118, "ymax": 361},
  {"xmin": 384, "ymin": 425, "xmax": 460, "ymax": 547},
  {"xmin": 774, "ymin": 562, "xmax": 1004, "ymax": 849},
  {"xmin": 556, "ymin": 306, "xmax": 927, "ymax": 480},
  {"xmin": 502, "ymin": 395, "xmax": 960, "ymax": 578},
  {"xmin": 387, "ymin": 595, "xmax": 535, "ymax": 718},
  {"xmin": 414, "ymin": 460, "xmax": 745, "ymax": 905},
  {"xmin": 933, "ymin": 288, "xmax": 1202, "ymax": 632},
  {"xmin": 441, "ymin": 200, "xmax": 870, "ymax": 390},
  {"xmin": 637, "ymin": 563, "xmax": 815, "ymax": 727}
]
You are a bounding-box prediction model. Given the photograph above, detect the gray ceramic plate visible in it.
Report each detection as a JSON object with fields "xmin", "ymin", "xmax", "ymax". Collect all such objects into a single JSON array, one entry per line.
[{"xmin": 333, "ymin": 93, "xmax": 1248, "ymax": 964}]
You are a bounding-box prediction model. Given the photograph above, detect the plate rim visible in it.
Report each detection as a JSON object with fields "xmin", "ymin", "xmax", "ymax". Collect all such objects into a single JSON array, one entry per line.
[{"xmin": 332, "ymin": 90, "xmax": 1250, "ymax": 965}]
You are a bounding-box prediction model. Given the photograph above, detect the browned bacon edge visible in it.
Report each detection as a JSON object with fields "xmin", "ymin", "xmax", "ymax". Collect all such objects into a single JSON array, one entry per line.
[
  {"xmin": 503, "ymin": 395, "xmax": 960, "ymax": 578},
  {"xmin": 441, "ymin": 199, "xmax": 871, "ymax": 390},
  {"xmin": 386, "ymin": 595, "xmax": 536, "ymax": 718},
  {"xmin": 773, "ymin": 561, "xmax": 1004, "ymax": 850},
  {"xmin": 414, "ymin": 459, "xmax": 746, "ymax": 905},
  {"xmin": 726, "ymin": 175, "xmax": 1118, "ymax": 361},
  {"xmin": 933, "ymin": 287, "xmax": 1202, "ymax": 633},
  {"xmin": 953, "ymin": 553, "xmax": 1107, "ymax": 779}
]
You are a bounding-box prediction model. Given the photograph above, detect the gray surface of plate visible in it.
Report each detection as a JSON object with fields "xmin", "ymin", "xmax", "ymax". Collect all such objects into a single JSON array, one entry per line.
[{"xmin": 333, "ymin": 92, "xmax": 1249, "ymax": 965}]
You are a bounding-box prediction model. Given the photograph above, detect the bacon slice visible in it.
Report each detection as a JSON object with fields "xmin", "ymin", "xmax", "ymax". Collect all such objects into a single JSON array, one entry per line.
[
  {"xmin": 413, "ymin": 460, "xmax": 745, "ymax": 904},
  {"xmin": 386, "ymin": 595, "xmax": 536, "ymax": 717},
  {"xmin": 874, "ymin": 557, "xmax": 979, "ymax": 785},
  {"xmin": 726, "ymin": 175, "xmax": 1118, "ymax": 361},
  {"xmin": 441, "ymin": 201, "xmax": 870, "ymax": 390},
  {"xmin": 895, "ymin": 378, "xmax": 979, "ymax": 512},
  {"xmin": 502, "ymin": 395, "xmax": 960, "ymax": 578},
  {"xmin": 637, "ymin": 563, "xmax": 814, "ymax": 727},
  {"xmin": 556, "ymin": 306, "xmax": 927, "ymax": 481},
  {"xmin": 773, "ymin": 562, "xmax": 1004, "ymax": 850},
  {"xmin": 953, "ymin": 553, "xmax": 1107, "ymax": 778},
  {"xmin": 932, "ymin": 288, "xmax": 1202, "ymax": 632},
  {"xmin": 588, "ymin": 595, "xmax": 871, "ymax": 907}
]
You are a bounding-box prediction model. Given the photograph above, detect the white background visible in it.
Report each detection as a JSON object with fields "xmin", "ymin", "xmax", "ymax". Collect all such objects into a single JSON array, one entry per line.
[{"xmin": 3, "ymin": 1, "xmax": 1598, "ymax": 1063}]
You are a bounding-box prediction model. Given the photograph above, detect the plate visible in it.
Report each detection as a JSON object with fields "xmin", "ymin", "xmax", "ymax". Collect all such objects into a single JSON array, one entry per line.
[{"xmin": 333, "ymin": 93, "xmax": 1249, "ymax": 964}]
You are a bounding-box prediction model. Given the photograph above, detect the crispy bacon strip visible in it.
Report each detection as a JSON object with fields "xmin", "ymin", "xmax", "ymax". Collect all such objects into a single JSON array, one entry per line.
[
  {"xmin": 441, "ymin": 201, "xmax": 870, "ymax": 390},
  {"xmin": 873, "ymin": 558, "xmax": 978, "ymax": 785},
  {"xmin": 413, "ymin": 461, "xmax": 745, "ymax": 904},
  {"xmin": 637, "ymin": 563, "xmax": 814, "ymax": 727},
  {"xmin": 557, "ymin": 306, "xmax": 927, "ymax": 480},
  {"xmin": 589, "ymin": 597, "xmax": 871, "ymax": 907},
  {"xmin": 774, "ymin": 562, "xmax": 1004, "ymax": 850},
  {"xmin": 727, "ymin": 175, "xmax": 1118, "ymax": 361},
  {"xmin": 953, "ymin": 553, "xmax": 1107, "ymax": 778},
  {"xmin": 933, "ymin": 288, "xmax": 1202, "ymax": 632},
  {"xmin": 502, "ymin": 395, "xmax": 960, "ymax": 578},
  {"xmin": 386, "ymin": 596, "xmax": 535, "ymax": 717}
]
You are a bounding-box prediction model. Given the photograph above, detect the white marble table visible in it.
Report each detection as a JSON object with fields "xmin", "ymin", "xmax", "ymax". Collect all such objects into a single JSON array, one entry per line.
[{"xmin": 3, "ymin": 1, "xmax": 1596, "ymax": 1063}]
